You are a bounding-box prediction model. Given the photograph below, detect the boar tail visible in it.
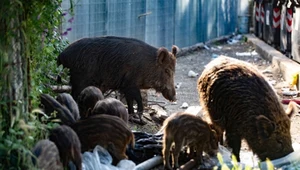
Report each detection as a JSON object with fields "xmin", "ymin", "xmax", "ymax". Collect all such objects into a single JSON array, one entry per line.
[{"xmin": 40, "ymin": 94, "xmax": 76, "ymax": 126}]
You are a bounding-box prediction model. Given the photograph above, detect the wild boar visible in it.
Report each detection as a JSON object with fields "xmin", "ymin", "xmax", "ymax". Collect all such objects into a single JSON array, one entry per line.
[
  {"xmin": 161, "ymin": 112, "xmax": 218, "ymax": 170},
  {"xmin": 70, "ymin": 114, "xmax": 135, "ymax": 165},
  {"xmin": 31, "ymin": 139, "xmax": 63, "ymax": 170},
  {"xmin": 56, "ymin": 93, "xmax": 80, "ymax": 121},
  {"xmin": 91, "ymin": 97, "xmax": 129, "ymax": 123},
  {"xmin": 77, "ymin": 86, "xmax": 104, "ymax": 118},
  {"xmin": 197, "ymin": 56, "xmax": 294, "ymax": 162},
  {"xmin": 49, "ymin": 125, "xmax": 82, "ymax": 170},
  {"xmin": 57, "ymin": 36, "xmax": 177, "ymax": 122}
]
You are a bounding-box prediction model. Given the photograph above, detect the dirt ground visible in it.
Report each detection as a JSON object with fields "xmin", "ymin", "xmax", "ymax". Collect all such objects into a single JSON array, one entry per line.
[{"xmin": 129, "ymin": 35, "xmax": 300, "ymax": 168}]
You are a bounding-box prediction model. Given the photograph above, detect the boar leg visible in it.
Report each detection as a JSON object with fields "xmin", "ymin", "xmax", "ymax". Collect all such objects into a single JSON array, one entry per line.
[
  {"xmin": 173, "ymin": 139, "xmax": 184, "ymax": 169},
  {"xmin": 122, "ymin": 87, "xmax": 144, "ymax": 122},
  {"xmin": 226, "ymin": 132, "xmax": 241, "ymax": 162},
  {"xmin": 188, "ymin": 146, "xmax": 196, "ymax": 159},
  {"xmin": 163, "ymin": 137, "xmax": 173, "ymax": 170},
  {"xmin": 195, "ymin": 145, "xmax": 204, "ymax": 165},
  {"xmin": 70, "ymin": 72, "xmax": 90, "ymax": 100}
]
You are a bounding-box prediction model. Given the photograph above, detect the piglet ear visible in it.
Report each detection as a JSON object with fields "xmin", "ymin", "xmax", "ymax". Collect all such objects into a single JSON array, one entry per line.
[
  {"xmin": 255, "ymin": 115, "xmax": 276, "ymax": 139},
  {"xmin": 171, "ymin": 45, "xmax": 178, "ymax": 57},
  {"xmin": 157, "ymin": 47, "xmax": 170, "ymax": 65}
]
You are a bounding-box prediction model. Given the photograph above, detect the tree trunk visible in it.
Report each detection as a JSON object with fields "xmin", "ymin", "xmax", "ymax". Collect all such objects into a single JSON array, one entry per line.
[{"xmin": 0, "ymin": 8, "xmax": 28, "ymax": 132}]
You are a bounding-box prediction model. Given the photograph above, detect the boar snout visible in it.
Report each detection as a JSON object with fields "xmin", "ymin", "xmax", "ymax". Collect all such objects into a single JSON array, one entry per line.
[{"xmin": 162, "ymin": 87, "xmax": 176, "ymax": 102}]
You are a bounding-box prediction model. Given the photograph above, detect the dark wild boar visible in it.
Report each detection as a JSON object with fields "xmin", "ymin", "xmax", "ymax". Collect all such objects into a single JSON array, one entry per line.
[
  {"xmin": 161, "ymin": 112, "xmax": 218, "ymax": 170},
  {"xmin": 77, "ymin": 86, "xmax": 104, "ymax": 118},
  {"xmin": 56, "ymin": 93, "xmax": 80, "ymax": 121},
  {"xmin": 57, "ymin": 36, "xmax": 178, "ymax": 122},
  {"xmin": 49, "ymin": 125, "xmax": 82, "ymax": 170},
  {"xmin": 70, "ymin": 114, "xmax": 135, "ymax": 165},
  {"xmin": 197, "ymin": 56, "xmax": 294, "ymax": 162},
  {"xmin": 32, "ymin": 139, "xmax": 63, "ymax": 170},
  {"xmin": 91, "ymin": 97, "xmax": 128, "ymax": 123}
]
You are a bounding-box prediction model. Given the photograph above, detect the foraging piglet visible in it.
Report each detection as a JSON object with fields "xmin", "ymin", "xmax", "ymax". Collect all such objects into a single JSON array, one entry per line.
[
  {"xmin": 57, "ymin": 36, "xmax": 177, "ymax": 122},
  {"xmin": 77, "ymin": 86, "xmax": 104, "ymax": 118},
  {"xmin": 49, "ymin": 125, "xmax": 82, "ymax": 170},
  {"xmin": 40, "ymin": 94, "xmax": 76, "ymax": 126},
  {"xmin": 197, "ymin": 56, "xmax": 294, "ymax": 162},
  {"xmin": 70, "ymin": 114, "xmax": 135, "ymax": 165},
  {"xmin": 32, "ymin": 139, "xmax": 63, "ymax": 170},
  {"xmin": 56, "ymin": 93, "xmax": 80, "ymax": 121},
  {"xmin": 161, "ymin": 112, "xmax": 218, "ymax": 170},
  {"xmin": 91, "ymin": 97, "xmax": 129, "ymax": 123}
]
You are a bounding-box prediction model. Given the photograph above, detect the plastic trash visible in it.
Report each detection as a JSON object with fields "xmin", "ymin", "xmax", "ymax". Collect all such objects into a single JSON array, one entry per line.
[
  {"xmin": 82, "ymin": 145, "xmax": 136, "ymax": 170},
  {"xmin": 282, "ymin": 88, "xmax": 299, "ymax": 96},
  {"xmin": 204, "ymin": 44, "xmax": 210, "ymax": 50},
  {"xmin": 216, "ymin": 143, "xmax": 300, "ymax": 169},
  {"xmin": 188, "ymin": 70, "xmax": 198, "ymax": 78},
  {"xmin": 133, "ymin": 156, "xmax": 163, "ymax": 170},
  {"xmin": 180, "ymin": 102, "xmax": 189, "ymax": 109},
  {"xmin": 211, "ymin": 53, "xmax": 219, "ymax": 60},
  {"xmin": 235, "ymin": 51, "xmax": 258, "ymax": 57},
  {"xmin": 175, "ymin": 82, "xmax": 182, "ymax": 89},
  {"xmin": 260, "ymin": 143, "xmax": 300, "ymax": 169},
  {"xmin": 117, "ymin": 160, "xmax": 136, "ymax": 170}
]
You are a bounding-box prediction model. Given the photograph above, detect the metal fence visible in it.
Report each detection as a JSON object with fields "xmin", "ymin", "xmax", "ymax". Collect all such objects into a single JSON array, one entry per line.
[{"xmin": 61, "ymin": 0, "xmax": 238, "ymax": 50}]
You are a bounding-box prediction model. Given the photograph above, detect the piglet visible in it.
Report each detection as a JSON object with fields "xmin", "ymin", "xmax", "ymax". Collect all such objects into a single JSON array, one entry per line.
[{"xmin": 161, "ymin": 112, "xmax": 218, "ymax": 170}]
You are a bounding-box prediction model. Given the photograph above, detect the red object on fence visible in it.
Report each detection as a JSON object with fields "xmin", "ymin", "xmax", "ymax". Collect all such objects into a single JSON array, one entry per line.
[
  {"xmin": 261, "ymin": 5, "xmax": 265, "ymax": 24},
  {"xmin": 273, "ymin": 7, "xmax": 281, "ymax": 28},
  {"xmin": 256, "ymin": 3, "xmax": 260, "ymax": 22},
  {"xmin": 286, "ymin": 8, "xmax": 293, "ymax": 32}
]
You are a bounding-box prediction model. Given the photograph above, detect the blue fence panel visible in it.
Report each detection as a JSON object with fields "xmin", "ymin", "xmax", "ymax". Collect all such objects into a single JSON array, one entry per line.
[
  {"xmin": 128, "ymin": 0, "xmax": 146, "ymax": 41},
  {"xmin": 145, "ymin": 0, "xmax": 175, "ymax": 49},
  {"xmin": 62, "ymin": 0, "xmax": 239, "ymax": 49},
  {"xmin": 88, "ymin": 0, "xmax": 107, "ymax": 36}
]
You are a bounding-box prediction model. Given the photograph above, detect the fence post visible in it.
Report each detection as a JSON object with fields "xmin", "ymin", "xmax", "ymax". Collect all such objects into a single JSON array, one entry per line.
[{"xmin": 286, "ymin": 6, "xmax": 293, "ymax": 58}]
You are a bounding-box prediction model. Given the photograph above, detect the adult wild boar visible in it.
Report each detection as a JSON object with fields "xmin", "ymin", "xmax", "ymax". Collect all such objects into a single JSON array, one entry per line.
[
  {"xmin": 197, "ymin": 56, "xmax": 294, "ymax": 162},
  {"xmin": 57, "ymin": 36, "xmax": 177, "ymax": 122}
]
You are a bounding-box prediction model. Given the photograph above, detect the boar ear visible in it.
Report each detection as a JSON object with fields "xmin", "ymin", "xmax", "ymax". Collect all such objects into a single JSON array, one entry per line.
[
  {"xmin": 171, "ymin": 45, "xmax": 178, "ymax": 56},
  {"xmin": 285, "ymin": 101, "xmax": 300, "ymax": 118},
  {"xmin": 157, "ymin": 47, "xmax": 170, "ymax": 65},
  {"xmin": 255, "ymin": 115, "xmax": 276, "ymax": 139}
]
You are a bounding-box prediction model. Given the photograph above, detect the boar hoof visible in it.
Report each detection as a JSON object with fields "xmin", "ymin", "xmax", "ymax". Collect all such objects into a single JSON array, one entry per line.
[{"xmin": 129, "ymin": 115, "xmax": 147, "ymax": 125}]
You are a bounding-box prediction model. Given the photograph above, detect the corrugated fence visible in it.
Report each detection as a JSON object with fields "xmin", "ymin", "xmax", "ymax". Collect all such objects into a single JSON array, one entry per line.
[{"xmin": 61, "ymin": 0, "xmax": 238, "ymax": 50}]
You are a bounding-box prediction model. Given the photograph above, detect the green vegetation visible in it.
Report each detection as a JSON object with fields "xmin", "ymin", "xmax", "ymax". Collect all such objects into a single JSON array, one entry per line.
[{"xmin": 0, "ymin": 0, "xmax": 73, "ymax": 168}]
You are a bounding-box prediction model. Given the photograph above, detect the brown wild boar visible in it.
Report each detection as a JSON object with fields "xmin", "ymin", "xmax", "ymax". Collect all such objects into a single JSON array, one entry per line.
[
  {"xmin": 77, "ymin": 86, "xmax": 104, "ymax": 118},
  {"xmin": 49, "ymin": 125, "xmax": 82, "ymax": 170},
  {"xmin": 197, "ymin": 56, "xmax": 294, "ymax": 162},
  {"xmin": 91, "ymin": 97, "xmax": 129, "ymax": 123},
  {"xmin": 32, "ymin": 139, "xmax": 63, "ymax": 170},
  {"xmin": 57, "ymin": 36, "xmax": 178, "ymax": 122},
  {"xmin": 56, "ymin": 93, "xmax": 80, "ymax": 121},
  {"xmin": 70, "ymin": 114, "xmax": 135, "ymax": 165},
  {"xmin": 161, "ymin": 112, "xmax": 218, "ymax": 170}
]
